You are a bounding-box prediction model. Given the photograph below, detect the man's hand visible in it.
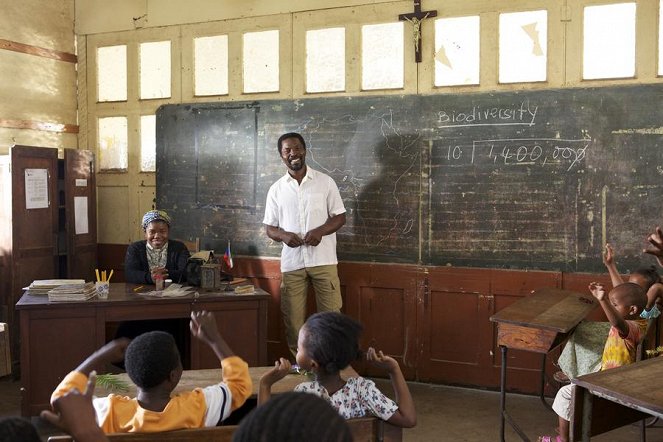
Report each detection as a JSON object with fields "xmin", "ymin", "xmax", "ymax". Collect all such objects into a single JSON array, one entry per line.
[
  {"xmin": 589, "ymin": 282, "xmax": 607, "ymax": 302},
  {"xmin": 644, "ymin": 227, "xmax": 663, "ymax": 268},
  {"xmin": 303, "ymin": 228, "xmax": 323, "ymax": 246},
  {"xmin": 602, "ymin": 243, "xmax": 614, "ymax": 266},
  {"xmin": 282, "ymin": 231, "xmax": 305, "ymax": 248},
  {"xmin": 41, "ymin": 372, "xmax": 108, "ymax": 442}
]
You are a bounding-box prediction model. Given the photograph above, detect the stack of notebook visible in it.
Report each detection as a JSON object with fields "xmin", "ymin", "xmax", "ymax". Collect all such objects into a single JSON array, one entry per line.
[
  {"xmin": 47, "ymin": 282, "xmax": 97, "ymax": 302},
  {"xmin": 26, "ymin": 279, "xmax": 86, "ymax": 295}
]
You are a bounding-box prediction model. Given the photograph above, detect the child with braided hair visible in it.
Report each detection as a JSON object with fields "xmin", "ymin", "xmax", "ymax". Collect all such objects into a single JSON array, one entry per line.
[{"xmin": 259, "ymin": 312, "xmax": 416, "ymax": 428}]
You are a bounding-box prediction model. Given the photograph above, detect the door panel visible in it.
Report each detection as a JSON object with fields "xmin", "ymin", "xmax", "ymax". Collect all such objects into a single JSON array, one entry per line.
[
  {"xmin": 419, "ymin": 267, "xmax": 492, "ymax": 385},
  {"xmin": 64, "ymin": 149, "xmax": 97, "ymax": 279},
  {"xmin": 10, "ymin": 146, "xmax": 58, "ymax": 357}
]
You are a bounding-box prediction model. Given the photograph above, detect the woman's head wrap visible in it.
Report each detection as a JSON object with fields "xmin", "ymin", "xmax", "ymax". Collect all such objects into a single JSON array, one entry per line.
[{"xmin": 142, "ymin": 210, "xmax": 171, "ymax": 230}]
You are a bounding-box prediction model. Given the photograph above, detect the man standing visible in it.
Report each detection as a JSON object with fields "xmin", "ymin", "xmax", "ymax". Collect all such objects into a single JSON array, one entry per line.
[{"xmin": 263, "ymin": 132, "xmax": 346, "ymax": 357}]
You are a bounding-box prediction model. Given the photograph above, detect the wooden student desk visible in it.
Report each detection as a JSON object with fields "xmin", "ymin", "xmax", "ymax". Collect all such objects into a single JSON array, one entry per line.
[
  {"xmin": 570, "ymin": 356, "xmax": 663, "ymax": 441},
  {"xmin": 94, "ymin": 366, "xmax": 328, "ymax": 398},
  {"xmin": 490, "ymin": 288, "xmax": 597, "ymax": 442},
  {"xmin": 16, "ymin": 283, "xmax": 270, "ymax": 416}
]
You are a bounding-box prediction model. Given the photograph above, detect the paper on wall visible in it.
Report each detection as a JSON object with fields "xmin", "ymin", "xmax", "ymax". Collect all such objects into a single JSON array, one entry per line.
[
  {"xmin": 74, "ymin": 196, "xmax": 89, "ymax": 235},
  {"xmin": 25, "ymin": 168, "xmax": 49, "ymax": 209}
]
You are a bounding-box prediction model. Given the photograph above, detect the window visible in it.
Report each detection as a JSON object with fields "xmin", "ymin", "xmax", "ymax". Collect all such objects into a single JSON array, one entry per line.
[
  {"xmin": 140, "ymin": 115, "xmax": 156, "ymax": 172},
  {"xmin": 434, "ymin": 16, "xmax": 480, "ymax": 87},
  {"xmin": 97, "ymin": 45, "xmax": 127, "ymax": 102},
  {"xmin": 194, "ymin": 35, "xmax": 229, "ymax": 96},
  {"xmin": 98, "ymin": 117, "xmax": 128, "ymax": 171},
  {"xmin": 583, "ymin": 3, "xmax": 636, "ymax": 79},
  {"xmin": 243, "ymin": 30, "xmax": 280, "ymax": 93},
  {"xmin": 306, "ymin": 28, "xmax": 345, "ymax": 93},
  {"xmin": 362, "ymin": 22, "xmax": 404, "ymax": 90},
  {"xmin": 499, "ymin": 10, "xmax": 547, "ymax": 83},
  {"xmin": 140, "ymin": 41, "xmax": 172, "ymax": 99}
]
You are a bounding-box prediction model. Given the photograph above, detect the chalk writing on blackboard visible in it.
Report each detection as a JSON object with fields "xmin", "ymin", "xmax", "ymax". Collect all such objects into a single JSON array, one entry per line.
[
  {"xmin": 436, "ymin": 100, "xmax": 539, "ymax": 128},
  {"xmin": 441, "ymin": 137, "xmax": 591, "ymax": 172}
]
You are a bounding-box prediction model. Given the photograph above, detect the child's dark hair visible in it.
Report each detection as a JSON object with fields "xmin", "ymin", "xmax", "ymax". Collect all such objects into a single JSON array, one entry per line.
[
  {"xmin": 232, "ymin": 391, "xmax": 352, "ymax": 442},
  {"xmin": 277, "ymin": 132, "xmax": 306, "ymax": 154},
  {"xmin": 125, "ymin": 331, "xmax": 180, "ymax": 389},
  {"xmin": 302, "ymin": 312, "xmax": 363, "ymax": 375},
  {"xmin": 0, "ymin": 417, "xmax": 40, "ymax": 442},
  {"xmin": 632, "ymin": 266, "xmax": 661, "ymax": 289},
  {"xmin": 611, "ymin": 282, "xmax": 647, "ymax": 313}
]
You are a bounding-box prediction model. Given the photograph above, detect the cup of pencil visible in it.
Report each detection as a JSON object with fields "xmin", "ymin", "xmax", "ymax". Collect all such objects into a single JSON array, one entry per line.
[{"xmin": 95, "ymin": 269, "xmax": 113, "ymax": 299}]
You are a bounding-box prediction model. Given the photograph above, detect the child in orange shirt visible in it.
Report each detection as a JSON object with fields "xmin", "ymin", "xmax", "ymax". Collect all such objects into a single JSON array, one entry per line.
[
  {"xmin": 50, "ymin": 311, "xmax": 251, "ymax": 433},
  {"xmin": 540, "ymin": 282, "xmax": 647, "ymax": 442}
]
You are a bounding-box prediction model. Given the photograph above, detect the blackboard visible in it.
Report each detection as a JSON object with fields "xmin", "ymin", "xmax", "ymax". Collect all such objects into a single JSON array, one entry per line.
[{"xmin": 156, "ymin": 84, "xmax": 663, "ymax": 273}]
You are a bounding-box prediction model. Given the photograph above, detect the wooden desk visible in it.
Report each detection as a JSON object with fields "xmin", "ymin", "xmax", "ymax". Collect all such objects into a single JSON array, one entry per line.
[
  {"xmin": 16, "ymin": 283, "xmax": 270, "ymax": 416},
  {"xmin": 490, "ymin": 287, "xmax": 597, "ymax": 442},
  {"xmin": 94, "ymin": 366, "xmax": 327, "ymax": 398},
  {"xmin": 570, "ymin": 357, "xmax": 663, "ymax": 441}
]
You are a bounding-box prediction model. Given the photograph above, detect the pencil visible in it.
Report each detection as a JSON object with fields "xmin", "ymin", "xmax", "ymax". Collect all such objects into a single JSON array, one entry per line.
[
  {"xmin": 133, "ymin": 285, "xmax": 144, "ymax": 292},
  {"xmin": 107, "ymin": 270, "xmax": 114, "ymax": 283},
  {"xmin": 95, "ymin": 269, "xmax": 100, "ymax": 282}
]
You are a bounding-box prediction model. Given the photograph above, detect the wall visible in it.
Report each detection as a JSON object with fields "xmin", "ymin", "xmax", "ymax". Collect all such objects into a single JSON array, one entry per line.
[
  {"xmin": 75, "ymin": 0, "xmax": 663, "ymax": 246},
  {"xmin": 0, "ymin": 0, "xmax": 78, "ymax": 154}
]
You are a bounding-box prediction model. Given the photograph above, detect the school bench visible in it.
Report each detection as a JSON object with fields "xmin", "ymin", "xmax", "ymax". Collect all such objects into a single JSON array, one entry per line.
[
  {"xmin": 45, "ymin": 366, "xmax": 402, "ymax": 441},
  {"xmin": 46, "ymin": 417, "xmax": 403, "ymax": 442}
]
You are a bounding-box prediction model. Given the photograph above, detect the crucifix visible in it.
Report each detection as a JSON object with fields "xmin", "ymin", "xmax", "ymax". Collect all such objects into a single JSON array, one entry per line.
[{"xmin": 399, "ymin": 0, "xmax": 437, "ymax": 63}]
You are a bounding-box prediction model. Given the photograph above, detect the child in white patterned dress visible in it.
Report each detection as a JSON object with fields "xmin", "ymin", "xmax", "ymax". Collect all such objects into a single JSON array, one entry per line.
[{"xmin": 259, "ymin": 311, "xmax": 416, "ymax": 428}]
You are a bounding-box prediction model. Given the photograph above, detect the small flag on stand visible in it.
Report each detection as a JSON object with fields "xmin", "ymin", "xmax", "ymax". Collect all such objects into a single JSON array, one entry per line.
[{"xmin": 224, "ymin": 240, "xmax": 234, "ymax": 269}]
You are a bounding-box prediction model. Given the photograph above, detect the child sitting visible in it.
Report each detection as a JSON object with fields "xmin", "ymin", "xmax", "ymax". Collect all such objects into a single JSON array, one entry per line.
[
  {"xmin": 259, "ymin": 311, "xmax": 416, "ymax": 428},
  {"xmin": 603, "ymin": 243, "xmax": 663, "ymax": 318},
  {"xmin": 540, "ymin": 282, "xmax": 647, "ymax": 442},
  {"xmin": 50, "ymin": 311, "xmax": 252, "ymax": 433},
  {"xmin": 556, "ymin": 243, "xmax": 662, "ymax": 380}
]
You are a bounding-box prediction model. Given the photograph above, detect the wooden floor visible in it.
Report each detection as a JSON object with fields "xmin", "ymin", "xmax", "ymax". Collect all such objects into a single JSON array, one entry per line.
[{"xmin": 1, "ymin": 375, "xmax": 663, "ymax": 441}]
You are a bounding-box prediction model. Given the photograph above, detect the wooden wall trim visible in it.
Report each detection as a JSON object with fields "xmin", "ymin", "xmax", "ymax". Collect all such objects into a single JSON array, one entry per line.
[
  {"xmin": 0, "ymin": 39, "xmax": 77, "ymax": 63},
  {"xmin": 0, "ymin": 119, "xmax": 79, "ymax": 134}
]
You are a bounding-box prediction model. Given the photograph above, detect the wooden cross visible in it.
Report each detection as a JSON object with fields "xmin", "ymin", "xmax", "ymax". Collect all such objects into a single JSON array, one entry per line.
[{"xmin": 399, "ymin": 0, "xmax": 437, "ymax": 63}]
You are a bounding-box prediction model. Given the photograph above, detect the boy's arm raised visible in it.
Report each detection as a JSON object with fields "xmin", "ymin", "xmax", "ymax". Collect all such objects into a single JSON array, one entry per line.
[
  {"xmin": 190, "ymin": 311, "xmax": 252, "ymax": 410},
  {"xmin": 367, "ymin": 347, "xmax": 416, "ymax": 428},
  {"xmin": 602, "ymin": 244, "xmax": 624, "ymax": 288},
  {"xmin": 51, "ymin": 339, "xmax": 129, "ymax": 405},
  {"xmin": 589, "ymin": 282, "xmax": 628, "ymax": 336}
]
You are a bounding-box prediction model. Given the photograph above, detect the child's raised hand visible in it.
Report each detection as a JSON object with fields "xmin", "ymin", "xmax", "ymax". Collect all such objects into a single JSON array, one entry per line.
[
  {"xmin": 366, "ymin": 347, "xmax": 399, "ymax": 372},
  {"xmin": 603, "ymin": 243, "xmax": 614, "ymax": 265},
  {"xmin": 645, "ymin": 227, "xmax": 663, "ymax": 268},
  {"xmin": 97, "ymin": 338, "xmax": 130, "ymax": 364},
  {"xmin": 588, "ymin": 282, "xmax": 607, "ymax": 301},
  {"xmin": 261, "ymin": 358, "xmax": 292, "ymax": 386},
  {"xmin": 189, "ymin": 310, "xmax": 220, "ymax": 343}
]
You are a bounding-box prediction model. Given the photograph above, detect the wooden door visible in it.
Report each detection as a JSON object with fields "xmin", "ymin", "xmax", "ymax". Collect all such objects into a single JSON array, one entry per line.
[
  {"xmin": 341, "ymin": 263, "xmax": 418, "ymax": 379},
  {"xmin": 416, "ymin": 267, "xmax": 493, "ymax": 386},
  {"xmin": 64, "ymin": 149, "xmax": 97, "ymax": 280},
  {"xmin": 10, "ymin": 146, "xmax": 58, "ymax": 354}
]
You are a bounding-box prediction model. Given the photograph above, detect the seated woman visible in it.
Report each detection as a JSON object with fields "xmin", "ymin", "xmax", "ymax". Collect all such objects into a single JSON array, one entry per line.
[
  {"xmin": 125, "ymin": 210, "xmax": 190, "ymax": 284},
  {"xmin": 118, "ymin": 210, "xmax": 191, "ymax": 363}
]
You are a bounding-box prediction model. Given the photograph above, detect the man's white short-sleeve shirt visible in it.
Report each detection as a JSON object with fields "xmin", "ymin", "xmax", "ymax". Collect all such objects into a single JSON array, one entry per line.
[{"xmin": 263, "ymin": 167, "xmax": 346, "ymax": 273}]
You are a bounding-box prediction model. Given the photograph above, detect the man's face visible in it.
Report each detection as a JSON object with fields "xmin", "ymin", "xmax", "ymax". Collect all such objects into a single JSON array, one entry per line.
[{"xmin": 280, "ymin": 137, "xmax": 306, "ymax": 172}]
